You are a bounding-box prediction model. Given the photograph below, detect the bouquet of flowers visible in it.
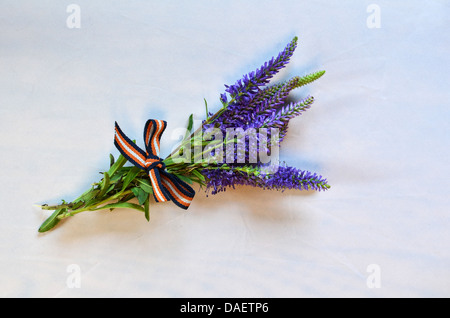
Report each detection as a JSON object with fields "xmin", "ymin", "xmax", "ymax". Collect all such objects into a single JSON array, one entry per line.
[{"xmin": 38, "ymin": 36, "xmax": 330, "ymax": 233}]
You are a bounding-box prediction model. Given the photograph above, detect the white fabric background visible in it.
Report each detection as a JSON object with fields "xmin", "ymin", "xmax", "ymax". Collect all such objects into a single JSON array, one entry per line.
[{"xmin": 1, "ymin": 1, "xmax": 449, "ymax": 297}]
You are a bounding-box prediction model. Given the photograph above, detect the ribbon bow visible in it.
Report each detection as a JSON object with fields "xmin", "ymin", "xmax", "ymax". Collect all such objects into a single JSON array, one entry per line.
[{"xmin": 114, "ymin": 119, "xmax": 195, "ymax": 209}]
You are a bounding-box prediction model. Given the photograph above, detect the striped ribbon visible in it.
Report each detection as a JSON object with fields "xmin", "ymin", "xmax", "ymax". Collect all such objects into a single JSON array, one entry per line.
[{"xmin": 114, "ymin": 119, "xmax": 195, "ymax": 210}]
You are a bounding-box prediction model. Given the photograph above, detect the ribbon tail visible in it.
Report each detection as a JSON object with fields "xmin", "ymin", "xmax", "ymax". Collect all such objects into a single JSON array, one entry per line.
[
  {"xmin": 148, "ymin": 169, "xmax": 170, "ymax": 203},
  {"xmin": 114, "ymin": 122, "xmax": 147, "ymax": 170},
  {"xmin": 159, "ymin": 171, "xmax": 196, "ymax": 210}
]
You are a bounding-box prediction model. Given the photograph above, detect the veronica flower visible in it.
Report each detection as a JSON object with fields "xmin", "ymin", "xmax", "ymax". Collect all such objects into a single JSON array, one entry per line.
[
  {"xmin": 203, "ymin": 164, "xmax": 330, "ymax": 195},
  {"xmin": 224, "ymin": 36, "xmax": 299, "ymax": 102}
]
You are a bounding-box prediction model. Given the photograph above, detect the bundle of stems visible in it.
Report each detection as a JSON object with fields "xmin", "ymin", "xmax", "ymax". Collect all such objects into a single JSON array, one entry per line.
[{"xmin": 38, "ymin": 36, "xmax": 330, "ymax": 233}]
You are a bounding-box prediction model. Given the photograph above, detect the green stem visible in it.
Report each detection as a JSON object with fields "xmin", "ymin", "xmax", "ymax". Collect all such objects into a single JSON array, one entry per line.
[
  {"xmin": 40, "ymin": 204, "xmax": 73, "ymax": 210},
  {"xmin": 57, "ymin": 190, "xmax": 133, "ymax": 219},
  {"xmin": 166, "ymin": 97, "xmax": 235, "ymax": 160}
]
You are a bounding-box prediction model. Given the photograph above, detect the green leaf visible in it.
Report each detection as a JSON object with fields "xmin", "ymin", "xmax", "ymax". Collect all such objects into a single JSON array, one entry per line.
[
  {"xmin": 163, "ymin": 157, "xmax": 175, "ymax": 167},
  {"xmin": 109, "ymin": 153, "xmax": 115, "ymax": 167},
  {"xmin": 174, "ymin": 173, "xmax": 193, "ymax": 185},
  {"xmin": 131, "ymin": 186, "xmax": 147, "ymax": 205},
  {"xmin": 109, "ymin": 171, "xmax": 124, "ymax": 183},
  {"xmin": 131, "ymin": 186, "xmax": 140, "ymax": 197},
  {"xmin": 204, "ymin": 98, "xmax": 209, "ymax": 120},
  {"xmin": 136, "ymin": 178, "xmax": 153, "ymax": 194},
  {"xmin": 191, "ymin": 169, "xmax": 205, "ymax": 182},
  {"xmin": 74, "ymin": 186, "xmax": 95, "ymax": 202},
  {"xmin": 186, "ymin": 113, "xmax": 194, "ymax": 134},
  {"xmin": 138, "ymin": 189, "xmax": 148, "ymax": 205},
  {"xmin": 107, "ymin": 154, "xmax": 127, "ymax": 177},
  {"xmin": 38, "ymin": 208, "xmax": 65, "ymax": 233},
  {"xmin": 144, "ymin": 197, "xmax": 150, "ymax": 222},
  {"xmin": 98, "ymin": 202, "xmax": 144, "ymax": 212},
  {"xmin": 98, "ymin": 172, "xmax": 110, "ymax": 198},
  {"xmin": 109, "ymin": 166, "xmax": 132, "ymax": 183},
  {"xmin": 121, "ymin": 166, "xmax": 142, "ymax": 191},
  {"xmin": 182, "ymin": 113, "xmax": 194, "ymax": 142},
  {"xmin": 118, "ymin": 192, "xmax": 135, "ymax": 203},
  {"xmin": 132, "ymin": 187, "xmax": 147, "ymax": 206},
  {"xmin": 106, "ymin": 184, "xmax": 115, "ymax": 195},
  {"xmin": 82, "ymin": 189, "xmax": 100, "ymax": 206}
]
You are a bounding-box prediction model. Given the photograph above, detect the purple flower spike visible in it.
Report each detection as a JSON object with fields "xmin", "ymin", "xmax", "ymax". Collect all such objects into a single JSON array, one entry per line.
[
  {"xmin": 261, "ymin": 95, "xmax": 315, "ymax": 129},
  {"xmin": 224, "ymin": 36, "xmax": 299, "ymax": 102},
  {"xmin": 203, "ymin": 164, "xmax": 330, "ymax": 195}
]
